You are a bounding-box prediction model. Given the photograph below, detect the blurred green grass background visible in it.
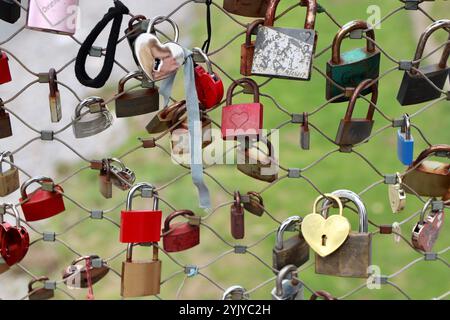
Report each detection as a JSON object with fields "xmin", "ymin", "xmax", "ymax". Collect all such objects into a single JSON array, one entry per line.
[{"xmin": 18, "ymin": 0, "xmax": 449, "ymax": 300}]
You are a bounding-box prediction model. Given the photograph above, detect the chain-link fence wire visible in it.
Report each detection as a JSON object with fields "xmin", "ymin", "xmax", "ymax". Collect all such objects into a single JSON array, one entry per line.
[{"xmin": 0, "ymin": 0, "xmax": 449, "ymax": 300}]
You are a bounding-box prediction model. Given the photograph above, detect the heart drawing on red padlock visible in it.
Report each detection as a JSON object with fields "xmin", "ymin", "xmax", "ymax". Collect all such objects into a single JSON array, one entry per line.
[
  {"xmin": 231, "ymin": 112, "xmax": 250, "ymax": 129},
  {"xmin": 0, "ymin": 204, "xmax": 30, "ymax": 266}
]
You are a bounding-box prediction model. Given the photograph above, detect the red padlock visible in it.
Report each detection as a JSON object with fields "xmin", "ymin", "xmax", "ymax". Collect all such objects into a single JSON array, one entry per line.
[
  {"xmin": 162, "ymin": 210, "xmax": 200, "ymax": 252},
  {"xmin": 193, "ymin": 48, "xmax": 224, "ymax": 109},
  {"xmin": 0, "ymin": 204, "xmax": 29, "ymax": 266},
  {"xmin": 221, "ymin": 78, "xmax": 263, "ymax": 140},
  {"xmin": 120, "ymin": 183, "xmax": 162, "ymax": 243},
  {"xmin": 20, "ymin": 176, "xmax": 65, "ymax": 222},
  {"xmin": 0, "ymin": 50, "xmax": 12, "ymax": 85}
]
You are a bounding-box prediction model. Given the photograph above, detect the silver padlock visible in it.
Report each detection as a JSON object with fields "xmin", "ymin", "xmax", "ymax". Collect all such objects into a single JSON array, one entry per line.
[
  {"xmin": 72, "ymin": 97, "xmax": 113, "ymax": 139},
  {"xmin": 222, "ymin": 285, "xmax": 249, "ymax": 300},
  {"xmin": 109, "ymin": 158, "xmax": 136, "ymax": 191},
  {"xmin": 271, "ymin": 265, "xmax": 303, "ymax": 300},
  {"xmin": 388, "ymin": 173, "xmax": 407, "ymax": 213}
]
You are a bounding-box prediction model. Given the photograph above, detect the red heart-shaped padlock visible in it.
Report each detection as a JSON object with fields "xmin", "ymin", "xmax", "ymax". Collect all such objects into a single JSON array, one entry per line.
[{"xmin": 0, "ymin": 204, "xmax": 30, "ymax": 266}]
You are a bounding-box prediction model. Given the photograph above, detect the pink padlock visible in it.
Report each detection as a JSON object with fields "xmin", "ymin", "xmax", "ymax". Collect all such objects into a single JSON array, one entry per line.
[{"xmin": 26, "ymin": 0, "xmax": 79, "ymax": 35}]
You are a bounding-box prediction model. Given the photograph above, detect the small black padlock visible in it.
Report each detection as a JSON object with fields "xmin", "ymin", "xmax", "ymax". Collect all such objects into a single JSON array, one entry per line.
[{"xmin": 0, "ymin": 0, "xmax": 21, "ymax": 24}]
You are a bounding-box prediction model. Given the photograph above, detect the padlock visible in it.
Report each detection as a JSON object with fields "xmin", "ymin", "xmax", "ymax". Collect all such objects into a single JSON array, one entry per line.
[
  {"xmin": 0, "ymin": 151, "xmax": 20, "ymax": 196},
  {"xmin": 412, "ymin": 199, "xmax": 444, "ymax": 252},
  {"xmin": 397, "ymin": 114, "xmax": 414, "ymax": 166},
  {"xmin": 326, "ymin": 20, "xmax": 381, "ymax": 102},
  {"xmin": 146, "ymin": 100, "xmax": 185, "ymax": 134},
  {"xmin": 124, "ymin": 15, "xmax": 148, "ymax": 65},
  {"xmin": 0, "ymin": 208, "xmax": 12, "ymax": 272},
  {"xmin": 115, "ymin": 71, "xmax": 159, "ymax": 118},
  {"xmin": 240, "ymin": 19, "xmax": 264, "ymax": 76},
  {"xmin": 63, "ymin": 255, "xmax": 109, "ymax": 288},
  {"xmin": 301, "ymin": 194, "xmax": 350, "ymax": 257},
  {"xmin": 222, "ymin": 285, "xmax": 249, "ymax": 300},
  {"xmin": 28, "ymin": 277, "xmax": 54, "ymax": 300},
  {"xmin": 162, "ymin": 210, "xmax": 200, "ymax": 252},
  {"xmin": 0, "ymin": 0, "xmax": 21, "ymax": 24},
  {"xmin": 108, "ymin": 158, "xmax": 136, "ymax": 191},
  {"xmin": 388, "ymin": 173, "xmax": 407, "ymax": 213},
  {"xmin": 252, "ymin": 0, "xmax": 317, "ymax": 81},
  {"xmin": 315, "ymin": 190, "xmax": 372, "ymax": 278},
  {"xmin": 237, "ymin": 138, "xmax": 279, "ymax": 183},
  {"xmin": 271, "ymin": 264, "xmax": 304, "ymax": 300},
  {"xmin": 48, "ymin": 68, "xmax": 62, "ymax": 123},
  {"xmin": 134, "ymin": 15, "xmax": 184, "ymax": 81},
  {"xmin": 26, "ymin": 0, "xmax": 79, "ymax": 35},
  {"xmin": 99, "ymin": 159, "xmax": 112, "ymax": 199},
  {"xmin": 0, "ymin": 50, "xmax": 12, "ymax": 84},
  {"xmin": 0, "ymin": 100, "xmax": 13, "ymax": 139},
  {"xmin": 121, "ymin": 244, "xmax": 161, "ymax": 298},
  {"xmin": 231, "ymin": 191, "xmax": 245, "ymax": 240},
  {"xmin": 72, "ymin": 96, "xmax": 113, "ymax": 139},
  {"xmin": 243, "ymin": 191, "xmax": 264, "ymax": 216},
  {"xmin": 300, "ymin": 112, "xmax": 310, "ymax": 150},
  {"xmin": 402, "ymin": 145, "xmax": 450, "ymax": 199},
  {"xmin": 335, "ymin": 79, "xmax": 377, "ymax": 147},
  {"xmin": 20, "ymin": 176, "xmax": 65, "ymax": 222},
  {"xmin": 272, "ymin": 216, "xmax": 309, "ymax": 272},
  {"xmin": 221, "ymin": 78, "xmax": 263, "ymax": 140},
  {"xmin": 120, "ymin": 183, "xmax": 162, "ymax": 243},
  {"xmin": 310, "ymin": 290, "xmax": 337, "ymax": 300},
  {"xmin": 397, "ymin": 20, "xmax": 450, "ymax": 106},
  {"xmin": 223, "ymin": 0, "xmax": 270, "ymax": 18},
  {"xmin": 193, "ymin": 47, "xmax": 224, "ymax": 109},
  {"xmin": 0, "ymin": 204, "xmax": 29, "ymax": 266}
]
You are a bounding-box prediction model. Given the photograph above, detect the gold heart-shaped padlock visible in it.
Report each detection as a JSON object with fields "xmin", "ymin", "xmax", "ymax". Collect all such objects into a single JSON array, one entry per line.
[
  {"xmin": 301, "ymin": 194, "xmax": 351, "ymax": 257},
  {"xmin": 134, "ymin": 16, "xmax": 185, "ymax": 81}
]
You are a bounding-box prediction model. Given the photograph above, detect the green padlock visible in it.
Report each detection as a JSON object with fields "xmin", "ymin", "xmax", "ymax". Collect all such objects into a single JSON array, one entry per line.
[{"xmin": 326, "ymin": 20, "xmax": 381, "ymax": 102}]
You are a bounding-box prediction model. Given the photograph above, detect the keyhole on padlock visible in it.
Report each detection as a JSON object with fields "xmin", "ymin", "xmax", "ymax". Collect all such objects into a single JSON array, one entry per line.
[
  {"xmin": 321, "ymin": 235, "xmax": 327, "ymax": 246},
  {"xmin": 153, "ymin": 58, "xmax": 162, "ymax": 72}
]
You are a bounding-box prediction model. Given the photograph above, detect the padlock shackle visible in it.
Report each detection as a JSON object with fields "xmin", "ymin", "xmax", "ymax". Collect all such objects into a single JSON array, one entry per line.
[
  {"xmin": 412, "ymin": 19, "xmax": 450, "ymax": 74},
  {"xmin": 409, "ymin": 144, "xmax": 450, "ymax": 167},
  {"xmin": 75, "ymin": 96, "xmax": 105, "ymax": 118},
  {"xmin": 20, "ymin": 176, "xmax": 54, "ymax": 200},
  {"xmin": 264, "ymin": 0, "xmax": 317, "ymax": 30},
  {"xmin": 147, "ymin": 15, "xmax": 179, "ymax": 42},
  {"xmin": 310, "ymin": 290, "xmax": 336, "ymax": 300},
  {"xmin": 71, "ymin": 255, "xmax": 100, "ymax": 266},
  {"xmin": 0, "ymin": 151, "xmax": 14, "ymax": 173},
  {"xmin": 275, "ymin": 216, "xmax": 301, "ymax": 250},
  {"xmin": 331, "ymin": 20, "xmax": 376, "ymax": 65},
  {"xmin": 107, "ymin": 158, "xmax": 126, "ymax": 172},
  {"xmin": 275, "ymin": 264, "xmax": 298, "ymax": 297},
  {"xmin": 344, "ymin": 79, "xmax": 377, "ymax": 121},
  {"xmin": 245, "ymin": 19, "xmax": 265, "ymax": 46},
  {"xmin": 419, "ymin": 198, "xmax": 435, "ymax": 225},
  {"xmin": 312, "ymin": 194, "xmax": 343, "ymax": 216},
  {"xmin": 159, "ymin": 100, "xmax": 186, "ymax": 122},
  {"xmin": 128, "ymin": 14, "xmax": 147, "ymax": 30},
  {"xmin": 126, "ymin": 243, "xmax": 158, "ymax": 262},
  {"xmin": 125, "ymin": 182, "xmax": 158, "ymax": 211},
  {"xmin": 247, "ymin": 191, "xmax": 264, "ymax": 206},
  {"xmin": 192, "ymin": 47, "xmax": 214, "ymax": 75},
  {"xmin": 118, "ymin": 71, "xmax": 145, "ymax": 93},
  {"xmin": 222, "ymin": 285, "xmax": 247, "ymax": 300},
  {"xmin": 163, "ymin": 210, "xmax": 195, "ymax": 232},
  {"xmin": 3, "ymin": 203, "xmax": 21, "ymax": 228},
  {"xmin": 320, "ymin": 189, "xmax": 368, "ymax": 233},
  {"xmin": 400, "ymin": 114, "xmax": 411, "ymax": 140},
  {"xmin": 226, "ymin": 78, "xmax": 260, "ymax": 105},
  {"xmin": 28, "ymin": 276, "xmax": 49, "ymax": 292},
  {"xmin": 48, "ymin": 68, "xmax": 59, "ymax": 98}
]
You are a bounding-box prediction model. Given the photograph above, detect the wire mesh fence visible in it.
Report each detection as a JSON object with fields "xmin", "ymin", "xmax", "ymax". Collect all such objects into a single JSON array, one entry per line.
[{"xmin": 0, "ymin": 0, "xmax": 449, "ymax": 300}]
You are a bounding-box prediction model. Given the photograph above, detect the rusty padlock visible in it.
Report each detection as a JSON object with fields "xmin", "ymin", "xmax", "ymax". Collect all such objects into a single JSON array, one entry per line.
[
  {"xmin": 412, "ymin": 199, "xmax": 444, "ymax": 252},
  {"xmin": 240, "ymin": 19, "xmax": 264, "ymax": 76},
  {"xmin": 0, "ymin": 151, "xmax": 20, "ymax": 197},
  {"xmin": 402, "ymin": 145, "xmax": 450, "ymax": 199},
  {"xmin": 315, "ymin": 190, "xmax": 372, "ymax": 278},
  {"xmin": 48, "ymin": 68, "xmax": 62, "ymax": 123},
  {"xmin": 28, "ymin": 277, "xmax": 54, "ymax": 300},
  {"xmin": 223, "ymin": 0, "xmax": 270, "ymax": 17},
  {"xmin": 273, "ymin": 216, "xmax": 309, "ymax": 272},
  {"xmin": 231, "ymin": 191, "xmax": 245, "ymax": 240},
  {"xmin": 310, "ymin": 290, "xmax": 337, "ymax": 300},
  {"xmin": 146, "ymin": 100, "xmax": 185, "ymax": 134},
  {"xmin": 335, "ymin": 79, "xmax": 377, "ymax": 148},
  {"xmin": 63, "ymin": 255, "xmax": 109, "ymax": 288},
  {"xmin": 121, "ymin": 243, "xmax": 161, "ymax": 298},
  {"xmin": 163, "ymin": 210, "xmax": 200, "ymax": 253},
  {"xmin": 0, "ymin": 100, "xmax": 13, "ymax": 139},
  {"xmin": 243, "ymin": 191, "xmax": 265, "ymax": 216},
  {"xmin": 115, "ymin": 71, "xmax": 159, "ymax": 118}
]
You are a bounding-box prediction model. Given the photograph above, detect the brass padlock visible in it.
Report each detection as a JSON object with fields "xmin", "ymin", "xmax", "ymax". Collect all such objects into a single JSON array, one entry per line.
[
  {"xmin": 0, "ymin": 151, "xmax": 20, "ymax": 196},
  {"xmin": 121, "ymin": 243, "xmax": 161, "ymax": 298},
  {"xmin": 146, "ymin": 100, "xmax": 185, "ymax": 134},
  {"xmin": 243, "ymin": 191, "xmax": 265, "ymax": 216},
  {"xmin": 115, "ymin": 71, "xmax": 159, "ymax": 118},
  {"xmin": 0, "ymin": 99, "xmax": 13, "ymax": 139},
  {"xmin": 273, "ymin": 216, "xmax": 309, "ymax": 272},
  {"xmin": 72, "ymin": 97, "xmax": 113, "ymax": 139},
  {"xmin": 237, "ymin": 138, "xmax": 279, "ymax": 183},
  {"xmin": 28, "ymin": 277, "xmax": 54, "ymax": 300},
  {"xmin": 402, "ymin": 145, "xmax": 450, "ymax": 199},
  {"xmin": 315, "ymin": 190, "xmax": 372, "ymax": 278},
  {"xmin": 63, "ymin": 255, "xmax": 109, "ymax": 288}
]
